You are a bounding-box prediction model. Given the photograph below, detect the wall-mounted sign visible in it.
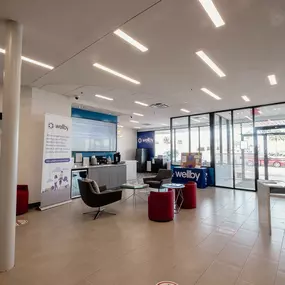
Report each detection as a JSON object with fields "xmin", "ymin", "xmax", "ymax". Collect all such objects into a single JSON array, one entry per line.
[{"xmin": 137, "ymin": 131, "xmax": 155, "ymax": 149}]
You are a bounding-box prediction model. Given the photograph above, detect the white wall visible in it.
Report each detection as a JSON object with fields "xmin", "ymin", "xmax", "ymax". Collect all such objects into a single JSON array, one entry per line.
[
  {"xmin": 0, "ymin": 86, "xmax": 137, "ymax": 203},
  {"xmin": 117, "ymin": 128, "xmax": 137, "ymax": 160}
]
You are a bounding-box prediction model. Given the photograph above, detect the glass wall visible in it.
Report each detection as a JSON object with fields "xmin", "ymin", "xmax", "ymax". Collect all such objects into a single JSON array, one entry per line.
[
  {"xmin": 155, "ymin": 130, "xmax": 170, "ymax": 159},
  {"xmin": 172, "ymin": 117, "xmax": 189, "ymax": 165},
  {"xmin": 170, "ymin": 102, "xmax": 285, "ymax": 191},
  {"xmin": 214, "ymin": 112, "xmax": 233, "ymax": 188},
  {"xmin": 232, "ymin": 109, "xmax": 255, "ymax": 190}
]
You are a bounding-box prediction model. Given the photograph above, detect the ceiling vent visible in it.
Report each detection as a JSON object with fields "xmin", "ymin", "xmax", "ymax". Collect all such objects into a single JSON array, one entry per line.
[{"xmin": 149, "ymin": 103, "xmax": 169, "ymax": 109}]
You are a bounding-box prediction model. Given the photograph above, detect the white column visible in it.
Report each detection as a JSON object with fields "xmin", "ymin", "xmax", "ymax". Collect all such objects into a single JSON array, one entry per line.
[{"xmin": 0, "ymin": 20, "xmax": 23, "ymax": 272}]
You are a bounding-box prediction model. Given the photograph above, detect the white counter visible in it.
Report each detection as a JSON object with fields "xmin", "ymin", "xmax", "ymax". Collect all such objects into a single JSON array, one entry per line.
[{"xmin": 257, "ymin": 180, "xmax": 285, "ymax": 235}]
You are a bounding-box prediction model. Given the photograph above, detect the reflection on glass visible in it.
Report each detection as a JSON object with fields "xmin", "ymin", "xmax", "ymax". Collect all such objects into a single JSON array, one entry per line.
[
  {"xmin": 155, "ymin": 130, "xmax": 170, "ymax": 160},
  {"xmin": 233, "ymin": 109, "xmax": 255, "ymax": 190},
  {"xmin": 172, "ymin": 117, "xmax": 189, "ymax": 165},
  {"xmin": 214, "ymin": 112, "xmax": 233, "ymax": 188}
]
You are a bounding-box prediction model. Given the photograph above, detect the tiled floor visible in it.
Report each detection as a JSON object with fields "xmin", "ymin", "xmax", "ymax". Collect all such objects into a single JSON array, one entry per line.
[{"xmin": 1, "ymin": 187, "xmax": 285, "ymax": 285}]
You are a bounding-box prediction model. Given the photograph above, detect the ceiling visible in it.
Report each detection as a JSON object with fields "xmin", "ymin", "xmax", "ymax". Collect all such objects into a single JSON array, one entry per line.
[{"xmin": 1, "ymin": 0, "xmax": 285, "ymax": 129}]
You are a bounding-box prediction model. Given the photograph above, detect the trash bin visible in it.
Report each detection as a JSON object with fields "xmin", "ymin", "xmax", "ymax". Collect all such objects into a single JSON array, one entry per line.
[{"xmin": 17, "ymin": 185, "xmax": 29, "ymax": 215}]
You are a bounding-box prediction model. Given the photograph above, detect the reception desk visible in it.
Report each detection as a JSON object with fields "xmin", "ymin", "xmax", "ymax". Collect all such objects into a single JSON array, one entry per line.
[{"xmin": 71, "ymin": 164, "xmax": 126, "ymax": 198}]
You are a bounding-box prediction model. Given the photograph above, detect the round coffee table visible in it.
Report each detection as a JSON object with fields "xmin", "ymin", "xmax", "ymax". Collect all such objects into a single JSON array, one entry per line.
[{"xmin": 161, "ymin": 183, "xmax": 185, "ymax": 213}]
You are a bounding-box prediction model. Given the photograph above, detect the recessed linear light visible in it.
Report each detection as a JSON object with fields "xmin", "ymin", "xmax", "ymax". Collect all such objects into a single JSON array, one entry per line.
[
  {"xmin": 180, "ymin": 108, "xmax": 190, "ymax": 113},
  {"xmin": 0, "ymin": 47, "xmax": 54, "ymax": 70},
  {"xmin": 134, "ymin": 101, "xmax": 148, "ymax": 107},
  {"xmin": 113, "ymin": 29, "xmax": 148, "ymax": 52},
  {"xmin": 118, "ymin": 125, "xmax": 124, "ymax": 128},
  {"xmin": 95, "ymin": 94, "xmax": 113, "ymax": 101},
  {"xmin": 134, "ymin": 127, "xmax": 141, "ymax": 129},
  {"xmin": 196, "ymin": 50, "xmax": 226, "ymax": 77},
  {"xmin": 198, "ymin": 0, "xmax": 225, "ymax": 28},
  {"xmin": 268, "ymin": 74, "xmax": 277, "ymax": 85},
  {"xmin": 130, "ymin": 120, "xmax": 139, "ymax": 123},
  {"xmin": 161, "ymin": 123, "xmax": 168, "ymax": 126},
  {"xmin": 241, "ymin": 95, "xmax": 250, "ymax": 102},
  {"xmin": 93, "ymin": 63, "xmax": 140, "ymax": 85},
  {"xmin": 133, "ymin": 112, "xmax": 144, "ymax": 117},
  {"xmin": 245, "ymin": 116, "xmax": 253, "ymax": 121},
  {"xmin": 201, "ymin": 87, "xmax": 222, "ymax": 100}
]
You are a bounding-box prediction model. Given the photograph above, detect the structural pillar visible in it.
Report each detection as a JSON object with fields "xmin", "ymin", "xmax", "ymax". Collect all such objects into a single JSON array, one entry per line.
[{"xmin": 0, "ymin": 20, "xmax": 23, "ymax": 272}]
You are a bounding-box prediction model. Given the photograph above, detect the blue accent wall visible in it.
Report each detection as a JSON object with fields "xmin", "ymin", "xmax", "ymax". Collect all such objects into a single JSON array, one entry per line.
[
  {"xmin": 71, "ymin": 108, "xmax": 117, "ymax": 160},
  {"xmin": 71, "ymin": 108, "xmax": 117, "ymax": 123},
  {"xmin": 137, "ymin": 131, "xmax": 155, "ymax": 159}
]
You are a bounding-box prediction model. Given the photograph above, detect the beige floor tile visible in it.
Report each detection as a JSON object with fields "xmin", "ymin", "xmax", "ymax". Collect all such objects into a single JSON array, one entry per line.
[
  {"xmin": 231, "ymin": 228, "xmax": 259, "ymax": 247},
  {"xmin": 235, "ymin": 280, "xmax": 254, "ymax": 285},
  {"xmin": 275, "ymin": 271, "xmax": 285, "ymax": 285},
  {"xmin": 278, "ymin": 251, "xmax": 285, "ymax": 272},
  {"xmin": 217, "ymin": 242, "xmax": 251, "ymax": 268},
  {"xmin": 199, "ymin": 231, "xmax": 231, "ymax": 254},
  {"xmin": 240, "ymin": 255, "xmax": 278, "ymax": 285},
  {"xmin": 196, "ymin": 260, "xmax": 241, "ymax": 285}
]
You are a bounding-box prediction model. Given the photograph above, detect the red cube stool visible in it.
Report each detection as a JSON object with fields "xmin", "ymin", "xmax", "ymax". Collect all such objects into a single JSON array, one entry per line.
[
  {"xmin": 17, "ymin": 185, "xmax": 29, "ymax": 216},
  {"xmin": 182, "ymin": 181, "xmax": 197, "ymax": 209},
  {"xmin": 148, "ymin": 190, "xmax": 174, "ymax": 222}
]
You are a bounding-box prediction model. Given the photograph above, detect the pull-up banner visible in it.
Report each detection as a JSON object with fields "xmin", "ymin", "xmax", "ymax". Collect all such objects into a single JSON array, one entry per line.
[{"xmin": 40, "ymin": 114, "xmax": 72, "ymax": 210}]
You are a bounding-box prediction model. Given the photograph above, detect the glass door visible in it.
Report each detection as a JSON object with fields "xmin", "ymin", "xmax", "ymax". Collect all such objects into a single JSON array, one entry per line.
[{"xmin": 256, "ymin": 127, "xmax": 285, "ymax": 181}]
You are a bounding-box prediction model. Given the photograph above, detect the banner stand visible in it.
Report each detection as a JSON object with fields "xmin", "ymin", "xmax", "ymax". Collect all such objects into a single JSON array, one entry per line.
[
  {"xmin": 39, "ymin": 200, "xmax": 72, "ymax": 211},
  {"xmin": 40, "ymin": 113, "xmax": 72, "ymax": 210}
]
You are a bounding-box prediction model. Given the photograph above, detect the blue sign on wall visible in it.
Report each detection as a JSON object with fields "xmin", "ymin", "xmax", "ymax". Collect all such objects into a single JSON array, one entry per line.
[
  {"xmin": 137, "ymin": 131, "xmax": 155, "ymax": 149},
  {"xmin": 172, "ymin": 167, "xmax": 208, "ymax": 189}
]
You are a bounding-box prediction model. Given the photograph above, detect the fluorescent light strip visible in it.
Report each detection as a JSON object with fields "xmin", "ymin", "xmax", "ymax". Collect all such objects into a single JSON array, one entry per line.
[
  {"xmin": 268, "ymin": 74, "xmax": 277, "ymax": 85},
  {"xmin": 130, "ymin": 120, "xmax": 139, "ymax": 123},
  {"xmin": 0, "ymin": 47, "xmax": 54, "ymax": 70},
  {"xmin": 114, "ymin": 29, "xmax": 148, "ymax": 52},
  {"xmin": 93, "ymin": 63, "xmax": 140, "ymax": 85},
  {"xmin": 245, "ymin": 116, "xmax": 253, "ymax": 121},
  {"xmin": 196, "ymin": 50, "xmax": 226, "ymax": 77},
  {"xmin": 198, "ymin": 0, "xmax": 225, "ymax": 28},
  {"xmin": 180, "ymin": 108, "xmax": 190, "ymax": 113},
  {"xmin": 241, "ymin": 95, "xmax": 250, "ymax": 102},
  {"xmin": 118, "ymin": 125, "xmax": 124, "ymax": 128},
  {"xmin": 161, "ymin": 123, "xmax": 168, "ymax": 126},
  {"xmin": 133, "ymin": 112, "xmax": 144, "ymax": 117},
  {"xmin": 134, "ymin": 101, "xmax": 148, "ymax": 107},
  {"xmin": 95, "ymin": 94, "xmax": 113, "ymax": 101},
  {"xmin": 134, "ymin": 127, "xmax": 141, "ymax": 129},
  {"xmin": 201, "ymin": 87, "xmax": 222, "ymax": 100}
]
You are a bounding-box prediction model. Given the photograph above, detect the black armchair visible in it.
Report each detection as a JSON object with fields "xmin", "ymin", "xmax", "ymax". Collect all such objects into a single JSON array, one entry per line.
[
  {"xmin": 143, "ymin": 169, "xmax": 172, "ymax": 189},
  {"xmin": 78, "ymin": 179, "xmax": 122, "ymax": 219}
]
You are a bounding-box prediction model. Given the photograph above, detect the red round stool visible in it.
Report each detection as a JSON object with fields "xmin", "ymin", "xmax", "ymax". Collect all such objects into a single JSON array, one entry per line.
[
  {"xmin": 182, "ymin": 181, "xmax": 197, "ymax": 209},
  {"xmin": 17, "ymin": 185, "xmax": 29, "ymax": 216},
  {"xmin": 148, "ymin": 190, "xmax": 174, "ymax": 222}
]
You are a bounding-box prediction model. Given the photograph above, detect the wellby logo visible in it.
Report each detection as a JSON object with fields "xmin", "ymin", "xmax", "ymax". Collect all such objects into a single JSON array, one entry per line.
[
  {"xmin": 48, "ymin": 122, "xmax": 68, "ymax": 131},
  {"xmin": 138, "ymin": 137, "xmax": 154, "ymax": 144},
  {"xmin": 173, "ymin": 170, "xmax": 200, "ymax": 181}
]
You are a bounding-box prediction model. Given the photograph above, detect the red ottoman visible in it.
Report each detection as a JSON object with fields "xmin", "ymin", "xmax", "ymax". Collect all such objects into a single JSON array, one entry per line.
[
  {"xmin": 182, "ymin": 181, "xmax": 197, "ymax": 209},
  {"xmin": 17, "ymin": 185, "xmax": 29, "ymax": 216},
  {"xmin": 148, "ymin": 190, "xmax": 174, "ymax": 222}
]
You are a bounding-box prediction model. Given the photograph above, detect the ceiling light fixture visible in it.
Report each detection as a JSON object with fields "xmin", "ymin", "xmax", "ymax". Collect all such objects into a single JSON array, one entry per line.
[
  {"xmin": 93, "ymin": 63, "xmax": 140, "ymax": 85},
  {"xmin": 201, "ymin": 87, "xmax": 222, "ymax": 100},
  {"xmin": 95, "ymin": 94, "xmax": 114, "ymax": 101},
  {"xmin": 245, "ymin": 116, "xmax": 253, "ymax": 121},
  {"xmin": 198, "ymin": 0, "xmax": 225, "ymax": 28},
  {"xmin": 161, "ymin": 123, "xmax": 168, "ymax": 126},
  {"xmin": 133, "ymin": 112, "xmax": 144, "ymax": 117},
  {"xmin": 196, "ymin": 50, "xmax": 226, "ymax": 77},
  {"xmin": 268, "ymin": 74, "xmax": 277, "ymax": 85},
  {"xmin": 180, "ymin": 108, "xmax": 190, "ymax": 113},
  {"xmin": 134, "ymin": 126, "xmax": 141, "ymax": 129},
  {"xmin": 241, "ymin": 95, "xmax": 250, "ymax": 102},
  {"xmin": 130, "ymin": 120, "xmax": 139, "ymax": 123},
  {"xmin": 134, "ymin": 101, "xmax": 148, "ymax": 107},
  {"xmin": 117, "ymin": 125, "xmax": 124, "ymax": 128},
  {"xmin": 0, "ymin": 47, "xmax": 54, "ymax": 70},
  {"xmin": 113, "ymin": 29, "xmax": 148, "ymax": 52}
]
